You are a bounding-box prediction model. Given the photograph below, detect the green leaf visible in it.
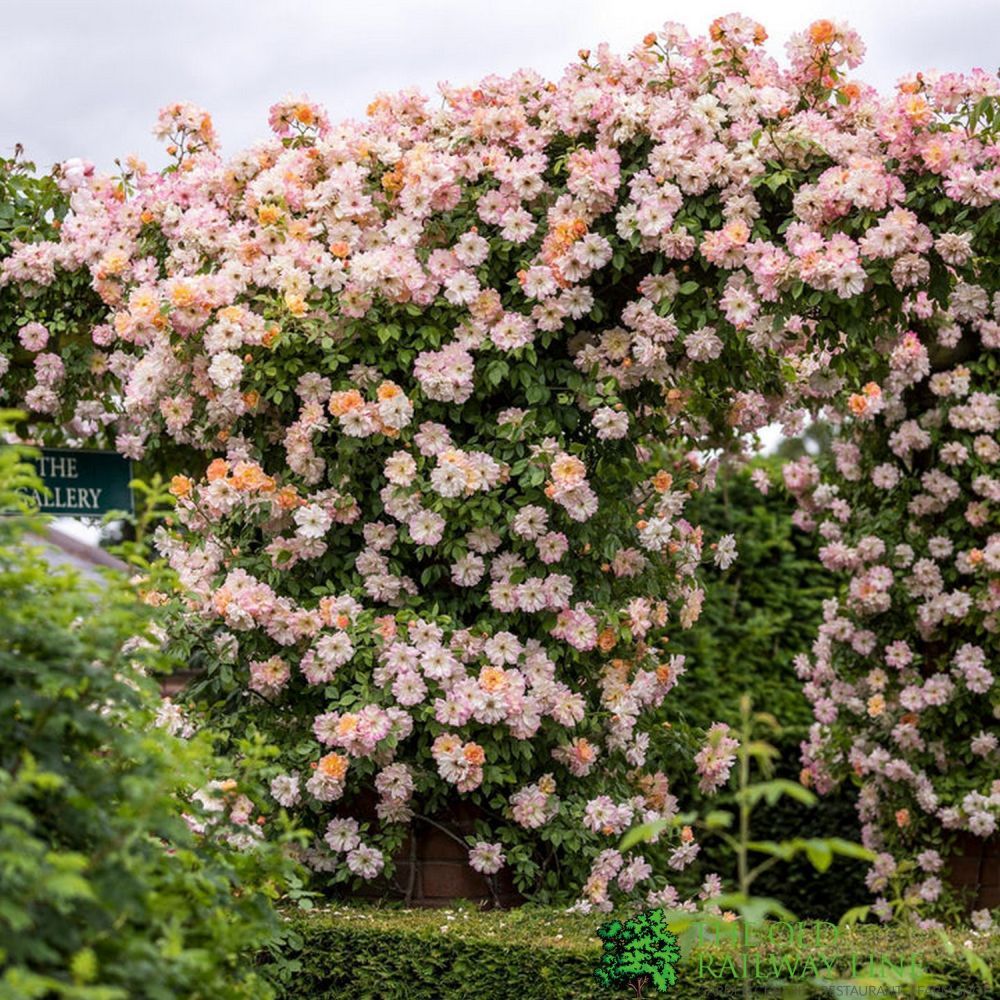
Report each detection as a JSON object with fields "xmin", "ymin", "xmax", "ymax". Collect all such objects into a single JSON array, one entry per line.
[
  {"xmin": 827, "ymin": 838, "xmax": 877, "ymax": 862},
  {"xmin": 70, "ymin": 947, "xmax": 98, "ymax": 984},
  {"xmin": 42, "ymin": 872, "xmax": 95, "ymax": 901},
  {"xmin": 962, "ymin": 946, "xmax": 994, "ymax": 987},
  {"xmin": 803, "ymin": 839, "xmax": 834, "ymax": 873},
  {"xmin": 619, "ymin": 818, "xmax": 671, "ymax": 852},
  {"xmin": 741, "ymin": 779, "xmax": 817, "ymax": 807},
  {"xmin": 702, "ymin": 810, "xmax": 733, "ymax": 830},
  {"xmin": 838, "ymin": 905, "xmax": 871, "ymax": 928},
  {"xmin": 746, "ymin": 840, "xmax": 795, "ymax": 861}
]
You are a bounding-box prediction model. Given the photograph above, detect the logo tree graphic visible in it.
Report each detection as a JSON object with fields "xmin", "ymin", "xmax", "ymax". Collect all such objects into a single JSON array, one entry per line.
[{"xmin": 594, "ymin": 908, "xmax": 680, "ymax": 997}]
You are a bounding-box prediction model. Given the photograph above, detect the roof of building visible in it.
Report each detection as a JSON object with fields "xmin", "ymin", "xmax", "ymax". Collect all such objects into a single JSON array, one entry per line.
[{"xmin": 27, "ymin": 524, "xmax": 128, "ymax": 584}]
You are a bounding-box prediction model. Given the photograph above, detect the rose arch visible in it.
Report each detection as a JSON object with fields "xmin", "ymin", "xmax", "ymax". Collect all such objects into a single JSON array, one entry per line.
[{"xmin": 2, "ymin": 15, "xmax": 997, "ymax": 916}]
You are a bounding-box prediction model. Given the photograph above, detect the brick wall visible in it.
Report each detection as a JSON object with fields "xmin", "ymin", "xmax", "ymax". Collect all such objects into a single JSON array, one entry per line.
[
  {"xmin": 948, "ymin": 833, "xmax": 1000, "ymax": 910},
  {"xmin": 352, "ymin": 797, "xmax": 521, "ymax": 908}
]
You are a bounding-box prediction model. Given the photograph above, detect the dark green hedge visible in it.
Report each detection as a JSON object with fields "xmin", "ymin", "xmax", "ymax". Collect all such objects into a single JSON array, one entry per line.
[
  {"xmin": 661, "ymin": 463, "xmax": 866, "ymax": 921},
  {"xmin": 267, "ymin": 906, "xmax": 997, "ymax": 999},
  {"xmin": 667, "ymin": 461, "xmax": 831, "ymax": 735}
]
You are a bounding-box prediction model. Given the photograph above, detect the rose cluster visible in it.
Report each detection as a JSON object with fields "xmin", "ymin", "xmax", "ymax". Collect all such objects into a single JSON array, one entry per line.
[
  {"xmin": 789, "ymin": 340, "xmax": 999, "ymax": 921},
  {"xmin": 2, "ymin": 14, "xmax": 999, "ymax": 909}
]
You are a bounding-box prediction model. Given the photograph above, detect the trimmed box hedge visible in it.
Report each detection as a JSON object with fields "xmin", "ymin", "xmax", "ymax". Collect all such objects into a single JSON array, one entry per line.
[{"xmin": 266, "ymin": 906, "xmax": 998, "ymax": 999}]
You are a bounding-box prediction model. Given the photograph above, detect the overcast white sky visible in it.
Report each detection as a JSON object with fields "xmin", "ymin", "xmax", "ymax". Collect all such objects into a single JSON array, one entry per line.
[{"xmin": 4, "ymin": 0, "xmax": 1000, "ymax": 171}]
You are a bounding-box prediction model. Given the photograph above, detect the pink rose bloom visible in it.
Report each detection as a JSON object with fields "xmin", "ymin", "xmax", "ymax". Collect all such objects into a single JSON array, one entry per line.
[
  {"xmin": 468, "ymin": 841, "xmax": 505, "ymax": 874},
  {"xmin": 18, "ymin": 322, "xmax": 49, "ymax": 352}
]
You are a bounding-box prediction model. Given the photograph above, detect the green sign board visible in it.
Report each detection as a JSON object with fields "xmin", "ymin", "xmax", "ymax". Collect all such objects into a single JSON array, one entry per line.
[{"xmin": 26, "ymin": 448, "xmax": 133, "ymax": 517}]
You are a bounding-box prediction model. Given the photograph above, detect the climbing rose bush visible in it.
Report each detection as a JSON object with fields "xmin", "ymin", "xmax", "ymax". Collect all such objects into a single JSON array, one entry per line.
[
  {"xmin": 789, "ymin": 351, "xmax": 1000, "ymax": 922},
  {"xmin": 2, "ymin": 15, "xmax": 999, "ymax": 910}
]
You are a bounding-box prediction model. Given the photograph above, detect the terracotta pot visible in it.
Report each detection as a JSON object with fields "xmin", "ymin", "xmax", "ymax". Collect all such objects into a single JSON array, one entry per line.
[{"xmin": 946, "ymin": 833, "xmax": 1000, "ymax": 910}]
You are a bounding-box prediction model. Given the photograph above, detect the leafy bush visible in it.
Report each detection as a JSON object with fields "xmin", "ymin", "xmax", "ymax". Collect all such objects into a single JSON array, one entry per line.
[
  {"xmin": 594, "ymin": 908, "xmax": 680, "ymax": 995},
  {"xmin": 268, "ymin": 905, "xmax": 998, "ymax": 999},
  {"xmin": 0, "ymin": 430, "xmax": 294, "ymax": 999},
  {"xmin": 0, "ymin": 150, "xmax": 74, "ymax": 256},
  {"xmin": 0, "ymin": 156, "xmax": 104, "ymax": 449}
]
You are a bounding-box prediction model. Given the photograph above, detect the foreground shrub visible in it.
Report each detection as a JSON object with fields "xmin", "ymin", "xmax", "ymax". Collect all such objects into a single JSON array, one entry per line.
[
  {"xmin": 0, "ymin": 435, "xmax": 292, "ymax": 999},
  {"xmin": 267, "ymin": 905, "xmax": 998, "ymax": 999}
]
